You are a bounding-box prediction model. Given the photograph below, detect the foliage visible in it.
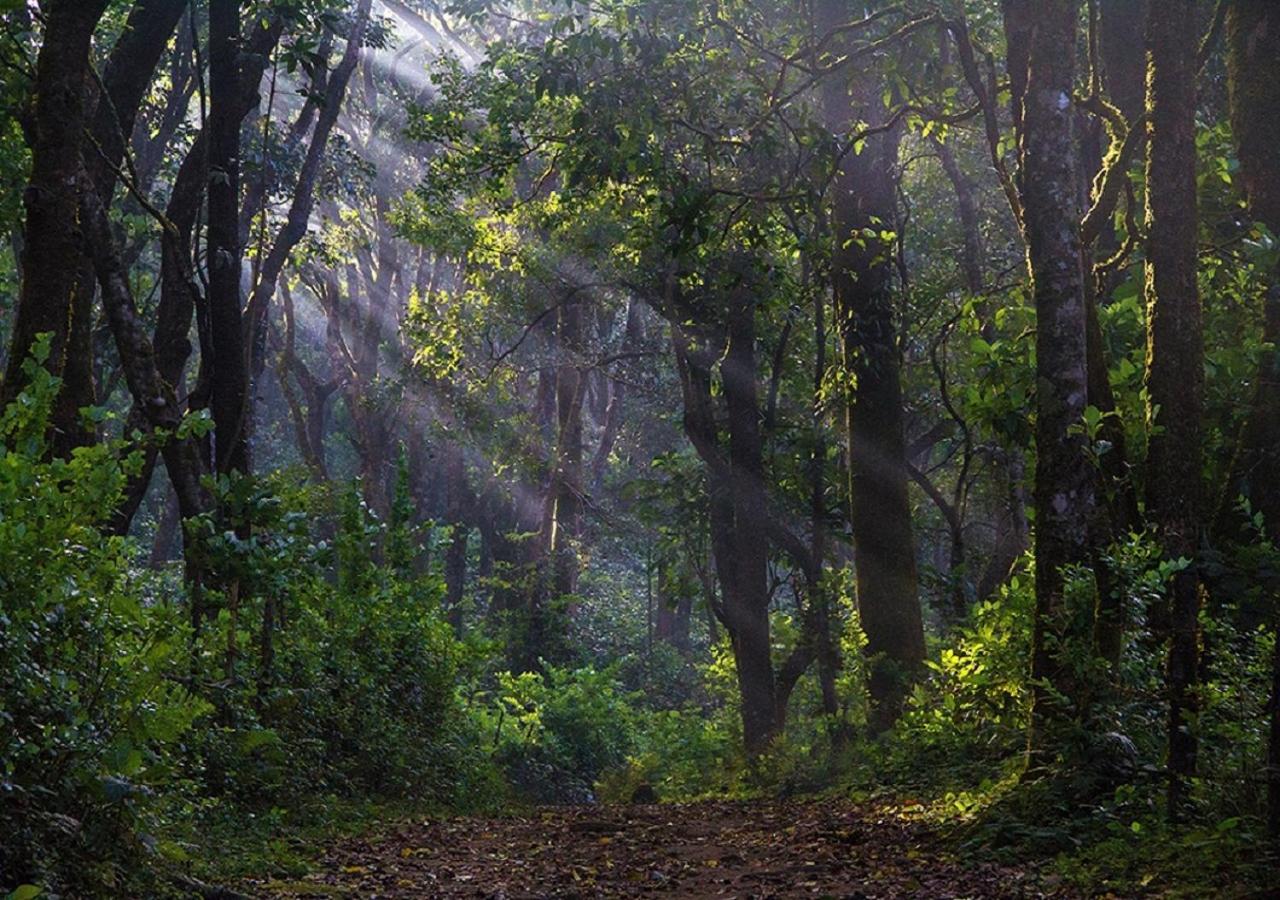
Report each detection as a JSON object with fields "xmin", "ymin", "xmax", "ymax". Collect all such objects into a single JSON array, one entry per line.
[
  {"xmin": 0, "ymin": 344, "xmax": 206, "ymax": 895},
  {"xmin": 0, "ymin": 349, "xmax": 480, "ymax": 895},
  {"xmin": 473, "ymin": 664, "xmax": 638, "ymax": 804}
]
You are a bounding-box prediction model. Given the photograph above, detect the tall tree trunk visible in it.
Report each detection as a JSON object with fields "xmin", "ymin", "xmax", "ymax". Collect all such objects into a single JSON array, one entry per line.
[
  {"xmin": 207, "ymin": 0, "xmax": 249, "ymax": 477},
  {"xmin": 808, "ymin": 239, "xmax": 839, "ymax": 722},
  {"xmin": 1221, "ymin": 1, "xmax": 1280, "ymax": 536},
  {"xmin": 673, "ymin": 310, "xmax": 778, "ymax": 755},
  {"xmin": 1006, "ymin": 0, "xmax": 1096, "ymax": 761},
  {"xmin": 110, "ymin": 18, "xmax": 284, "ymax": 534},
  {"xmin": 1144, "ymin": 0, "xmax": 1203, "ymax": 822},
  {"xmin": 2, "ymin": 0, "xmax": 110, "ymax": 454},
  {"xmin": 1223, "ymin": 0, "xmax": 1280, "ymax": 839},
  {"xmin": 1079, "ymin": 0, "xmax": 1145, "ymax": 665},
  {"xmin": 1098, "ymin": 0, "xmax": 1148, "ymax": 132},
  {"xmin": 818, "ymin": 27, "xmax": 924, "ymax": 729},
  {"xmin": 721, "ymin": 284, "xmax": 777, "ymax": 754}
]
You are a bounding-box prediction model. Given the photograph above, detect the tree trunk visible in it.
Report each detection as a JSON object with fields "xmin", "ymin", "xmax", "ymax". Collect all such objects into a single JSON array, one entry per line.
[
  {"xmin": 810, "ymin": 250, "xmax": 840, "ymax": 723},
  {"xmin": 1221, "ymin": 0, "xmax": 1280, "ymax": 537},
  {"xmin": 81, "ymin": 181, "xmax": 211, "ymax": 526},
  {"xmin": 551, "ymin": 292, "xmax": 585, "ymax": 599},
  {"xmin": 1223, "ymin": 0, "xmax": 1280, "ymax": 839},
  {"xmin": 110, "ymin": 18, "xmax": 283, "ymax": 535},
  {"xmin": 673, "ymin": 310, "xmax": 778, "ymax": 755},
  {"xmin": 1006, "ymin": 0, "xmax": 1096, "ymax": 761},
  {"xmin": 444, "ymin": 442, "xmax": 470, "ymax": 632},
  {"xmin": 2, "ymin": 0, "xmax": 110, "ymax": 454},
  {"xmin": 1099, "ymin": 0, "xmax": 1148, "ymax": 132},
  {"xmin": 86, "ymin": 0, "xmax": 189, "ymax": 201},
  {"xmin": 245, "ymin": 0, "xmax": 371, "ymax": 382},
  {"xmin": 590, "ymin": 299, "xmax": 643, "ymax": 487},
  {"xmin": 1144, "ymin": 0, "xmax": 1203, "ymax": 821},
  {"xmin": 819, "ymin": 37, "xmax": 924, "ymax": 730},
  {"xmin": 207, "ymin": 0, "xmax": 249, "ymax": 477}
]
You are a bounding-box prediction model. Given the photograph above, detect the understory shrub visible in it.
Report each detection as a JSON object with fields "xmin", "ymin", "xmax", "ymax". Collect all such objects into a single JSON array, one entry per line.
[
  {"xmin": 0, "ymin": 352, "xmax": 480, "ymax": 895},
  {"xmin": 0, "ymin": 350, "xmax": 204, "ymax": 895}
]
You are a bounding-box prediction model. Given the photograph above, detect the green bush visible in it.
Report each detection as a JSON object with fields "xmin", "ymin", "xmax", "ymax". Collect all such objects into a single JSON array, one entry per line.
[
  {"xmin": 0, "ymin": 349, "xmax": 480, "ymax": 894},
  {"xmin": 185, "ymin": 479, "xmax": 473, "ymax": 806},
  {"xmin": 0, "ymin": 346, "xmax": 205, "ymax": 895},
  {"xmin": 896, "ymin": 569, "xmax": 1034, "ymax": 763},
  {"xmin": 473, "ymin": 664, "xmax": 638, "ymax": 803}
]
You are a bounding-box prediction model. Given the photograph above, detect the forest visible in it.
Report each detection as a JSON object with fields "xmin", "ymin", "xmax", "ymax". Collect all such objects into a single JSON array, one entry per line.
[{"xmin": 0, "ymin": 0, "xmax": 1277, "ymax": 896}]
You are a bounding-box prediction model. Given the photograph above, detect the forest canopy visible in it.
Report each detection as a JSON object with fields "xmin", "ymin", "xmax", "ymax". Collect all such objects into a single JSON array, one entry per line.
[{"xmin": 1, "ymin": 0, "xmax": 1278, "ymax": 896}]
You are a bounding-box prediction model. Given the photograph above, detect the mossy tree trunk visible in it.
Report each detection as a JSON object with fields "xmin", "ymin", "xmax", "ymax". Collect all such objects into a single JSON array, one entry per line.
[{"xmin": 1004, "ymin": 0, "xmax": 1097, "ymax": 762}]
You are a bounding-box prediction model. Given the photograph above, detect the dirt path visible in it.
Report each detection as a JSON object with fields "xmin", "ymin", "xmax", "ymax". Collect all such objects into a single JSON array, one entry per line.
[{"xmin": 251, "ymin": 799, "xmax": 1067, "ymax": 898}]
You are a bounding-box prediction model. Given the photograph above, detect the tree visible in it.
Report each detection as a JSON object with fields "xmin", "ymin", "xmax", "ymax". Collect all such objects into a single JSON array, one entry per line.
[
  {"xmin": 1, "ymin": 0, "xmax": 110, "ymax": 455},
  {"xmin": 817, "ymin": 4, "xmax": 924, "ymax": 730},
  {"xmin": 1003, "ymin": 0, "xmax": 1096, "ymax": 760},
  {"xmin": 1144, "ymin": 0, "xmax": 1203, "ymax": 820},
  {"xmin": 1223, "ymin": 0, "xmax": 1280, "ymax": 839},
  {"xmin": 207, "ymin": 0, "xmax": 249, "ymax": 476}
]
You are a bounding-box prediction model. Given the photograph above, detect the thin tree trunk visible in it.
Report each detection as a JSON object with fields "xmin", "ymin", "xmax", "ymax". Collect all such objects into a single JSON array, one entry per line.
[
  {"xmin": 551, "ymin": 292, "xmax": 585, "ymax": 599},
  {"xmin": 444, "ymin": 442, "xmax": 470, "ymax": 631},
  {"xmin": 810, "ymin": 246, "xmax": 839, "ymax": 723},
  {"xmin": 590, "ymin": 300, "xmax": 643, "ymax": 487},
  {"xmin": 245, "ymin": 0, "xmax": 371, "ymax": 381}
]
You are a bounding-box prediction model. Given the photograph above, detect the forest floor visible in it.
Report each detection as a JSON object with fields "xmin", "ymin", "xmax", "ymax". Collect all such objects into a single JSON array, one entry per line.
[{"xmin": 246, "ymin": 798, "xmax": 1072, "ymax": 898}]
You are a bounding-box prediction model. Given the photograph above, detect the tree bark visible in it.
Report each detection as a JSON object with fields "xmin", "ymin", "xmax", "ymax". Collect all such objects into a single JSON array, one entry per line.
[
  {"xmin": 810, "ymin": 247, "xmax": 840, "ymax": 723},
  {"xmin": 2, "ymin": 0, "xmax": 110, "ymax": 454},
  {"xmin": 590, "ymin": 299, "xmax": 643, "ymax": 487},
  {"xmin": 721, "ymin": 284, "xmax": 777, "ymax": 754},
  {"xmin": 81, "ymin": 181, "xmax": 211, "ymax": 525},
  {"xmin": 818, "ymin": 23, "xmax": 924, "ymax": 730},
  {"xmin": 1223, "ymin": 0, "xmax": 1280, "ymax": 839},
  {"xmin": 1006, "ymin": 0, "xmax": 1096, "ymax": 761},
  {"xmin": 1098, "ymin": 0, "xmax": 1148, "ymax": 131},
  {"xmin": 207, "ymin": 0, "xmax": 249, "ymax": 476},
  {"xmin": 109, "ymin": 17, "xmax": 283, "ymax": 534},
  {"xmin": 1144, "ymin": 0, "xmax": 1203, "ymax": 821},
  {"xmin": 86, "ymin": 0, "xmax": 189, "ymax": 201},
  {"xmin": 551, "ymin": 292, "xmax": 585, "ymax": 599},
  {"xmin": 672, "ymin": 309, "xmax": 779, "ymax": 755},
  {"xmin": 444, "ymin": 442, "xmax": 470, "ymax": 632},
  {"xmin": 245, "ymin": 0, "xmax": 371, "ymax": 380}
]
